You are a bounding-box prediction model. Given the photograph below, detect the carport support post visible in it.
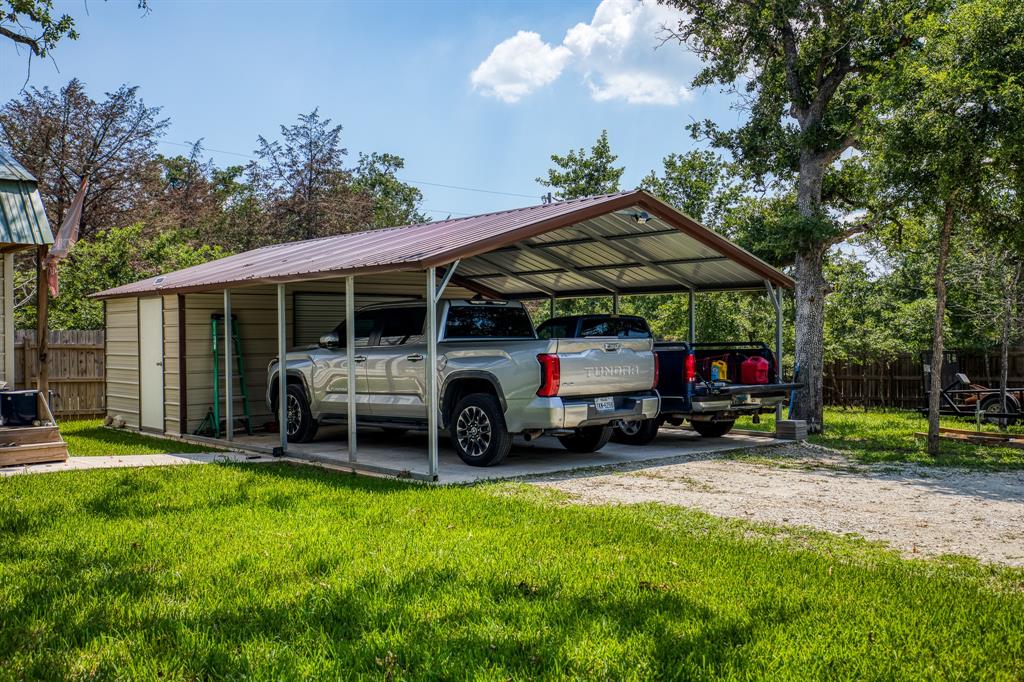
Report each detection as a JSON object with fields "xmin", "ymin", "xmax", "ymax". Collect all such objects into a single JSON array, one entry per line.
[
  {"xmin": 766, "ymin": 281, "xmax": 784, "ymax": 421},
  {"xmin": 426, "ymin": 267, "xmax": 439, "ymax": 479},
  {"xmin": 223, "ymin": 289, "xmax": 233, "ymax": 441},
  {"xmin": 346, "ymin": 276, "xmax": 357, "ymax": 463},
  {"xmin": 612, "ymin": 294, "xmax": 620, "ymax": 314},
  {"xmin": 688, "ymin": 288, "xmax": 696, "ymax": 344},
  {"xmin": 549, "ymin": 296, "xmax": 555, "ymax": 319},
  {"xmin": 277, "ymin": 284, "xmax": 287, "ymax": 454}
]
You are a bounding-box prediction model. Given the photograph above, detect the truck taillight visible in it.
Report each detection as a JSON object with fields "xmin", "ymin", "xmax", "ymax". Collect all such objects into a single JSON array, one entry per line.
[
  {"xmin": 652, "ymin": 353, "xmax": 660, "ymax": 389},
  {"xmin": 537, "ymin": 354, "xmax": 560, "ymax": 397},
  {"xmin": 684, "ymin": 352, "xmax": 696, "ymax": 383}
]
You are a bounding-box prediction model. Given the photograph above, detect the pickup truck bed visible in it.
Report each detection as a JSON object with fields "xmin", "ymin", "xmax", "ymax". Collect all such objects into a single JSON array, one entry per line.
[{"xmin": 535, "ymin": 316, "xmax": 796, "ymax": 445}]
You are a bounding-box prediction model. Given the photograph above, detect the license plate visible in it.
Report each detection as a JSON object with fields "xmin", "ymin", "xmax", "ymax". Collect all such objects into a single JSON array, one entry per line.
[{"xmin": 594, "ymin": 396, "xmax": 615, "ymax": 412}]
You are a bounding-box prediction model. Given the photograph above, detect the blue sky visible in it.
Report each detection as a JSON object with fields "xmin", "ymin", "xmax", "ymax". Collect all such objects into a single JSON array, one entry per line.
[{"xmin": 0, "ymin": 0, "xmax": 741, "ymax": 220}]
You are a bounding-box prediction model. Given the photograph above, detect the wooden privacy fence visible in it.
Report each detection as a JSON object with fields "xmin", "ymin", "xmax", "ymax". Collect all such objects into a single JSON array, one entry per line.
[
  {"xmin": 824, "ymin": 348, "xmax": 1024, "ymax": 409},
  {"xmin": 14, "ymin": 330, "xmax": 105, "ymax": 417}
]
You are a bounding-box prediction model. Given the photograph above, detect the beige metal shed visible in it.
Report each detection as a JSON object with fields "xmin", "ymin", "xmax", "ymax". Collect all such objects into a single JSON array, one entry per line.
[{"xmin": 94, "ymin": 190, "xmax": 793, "ymax": 479}]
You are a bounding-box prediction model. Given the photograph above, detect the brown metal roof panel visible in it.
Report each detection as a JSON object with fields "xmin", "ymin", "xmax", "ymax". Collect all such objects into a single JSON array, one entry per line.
[{"xmin": 94, "ymin": 190, "xmax": 793, "ymax": 298}]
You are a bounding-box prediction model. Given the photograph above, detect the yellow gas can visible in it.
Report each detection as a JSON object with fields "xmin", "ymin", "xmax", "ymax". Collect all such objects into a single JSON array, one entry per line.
[{"xmin": 711, "ymin": 359, "xmax": 729, "ymax": 382}]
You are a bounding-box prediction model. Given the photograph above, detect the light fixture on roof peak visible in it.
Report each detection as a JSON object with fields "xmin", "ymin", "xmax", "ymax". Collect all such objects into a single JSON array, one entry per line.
[{"xmin": 614, "ymin": 209, "xmax": 651, "ymax": 224}]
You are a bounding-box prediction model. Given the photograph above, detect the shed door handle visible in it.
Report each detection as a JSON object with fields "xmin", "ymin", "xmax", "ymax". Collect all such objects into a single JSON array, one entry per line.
[{"xmin": 406, "ymin": 353, "xmax": 424, "ymax": 362}]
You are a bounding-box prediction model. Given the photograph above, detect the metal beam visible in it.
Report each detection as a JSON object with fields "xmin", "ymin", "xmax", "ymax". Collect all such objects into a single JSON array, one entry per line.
[
  {"xmin": 473, "ymin": 253, "xmax": 556, "ymax": 296},
  {"xmin": 514, "ymin": 242, "xmax": 621, "ymax": 293},
  {"xmin": 223, "ymin": 289, "xmax": 233, "ymax": 441},
  {"xmin": 588, "ymin": 231, "xmax": 696, "ymax": 290},
  {"xmin": 346, "ymin": 276, "xmax": 357, "ymax": 463},
  {"xmin": 426, "ymin": 267, "xmax": 439, "ymax": 479},
  {"xmin": 612, "ymin": 294, "xmax": 620, "ymax": 314},
  {"xmin": 436, "ymin": 260, "xmax": 460, "ymax": 299},
  {"xmin": 276, "ymin": 284, "xmax": 287, "ymax": 454},
  {"xmin": 490, "ymin": 227, "xmax": 680, "ymax": 252}
]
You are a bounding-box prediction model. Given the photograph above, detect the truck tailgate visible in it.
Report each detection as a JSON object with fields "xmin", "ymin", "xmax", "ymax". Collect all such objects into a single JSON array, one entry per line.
[{"xmin": 552, "ymin": 338, "xmax": 655, "ymax": 397}]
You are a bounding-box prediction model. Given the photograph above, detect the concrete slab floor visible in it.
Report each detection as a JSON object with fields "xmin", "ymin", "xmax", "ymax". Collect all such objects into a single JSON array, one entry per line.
[{"xmin": 227, "ymin": 425, "xmax": 784, "ymax": 484}]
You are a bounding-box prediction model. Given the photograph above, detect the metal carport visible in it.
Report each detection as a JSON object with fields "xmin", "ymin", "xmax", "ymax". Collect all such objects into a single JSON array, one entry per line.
[{"xmin": 94, "ymin": 190, "xmax": 793, "ymax": 480}]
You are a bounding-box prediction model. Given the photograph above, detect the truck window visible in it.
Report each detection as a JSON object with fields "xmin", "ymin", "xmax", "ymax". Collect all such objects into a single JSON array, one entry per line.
[
  {"xmin": 579, "ymin": 317, "xmax": 651, "ymax": 338},
  {"xmin": 536, "ymin": 319, "xmax": 570, "ymax": 339},
  {"xmin": 378, "ymin": 306, "xmax": 426, "ymax": 345},
  {"xmin": 333, "ymin": 310, "xmax": 380, "ymax": 348},
  {"xmin": 444, "ymin": 305, "xmax": 535, "ymax": 339}
]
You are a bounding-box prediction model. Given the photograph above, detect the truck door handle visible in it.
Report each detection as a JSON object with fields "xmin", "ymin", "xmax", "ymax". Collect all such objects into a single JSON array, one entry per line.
[
  {"xmin": 406, "ymin": 353, "xmax": 424, "ymax": 362},
  {"xmin": 353, "ymin": 355, "xmax": 367, "ymax": 363}
]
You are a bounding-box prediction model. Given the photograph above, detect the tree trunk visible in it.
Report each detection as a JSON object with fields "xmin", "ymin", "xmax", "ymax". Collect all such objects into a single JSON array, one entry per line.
[
  {"xmin": 927, "ymin": 201, "xmax": 955, "ymax": 455},
  {"xmin": 35, "ymin": 245, "xmax": 50, "ymax": 422},
  {"xmin": 790, "ymin": 151, "xmax": 828, "ymax": 433}
]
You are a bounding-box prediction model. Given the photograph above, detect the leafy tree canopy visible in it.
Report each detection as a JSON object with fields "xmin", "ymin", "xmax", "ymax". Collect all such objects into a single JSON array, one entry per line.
[{"xmin": 537, "ymin": 130, "xmax": 624, "ymax": 200}]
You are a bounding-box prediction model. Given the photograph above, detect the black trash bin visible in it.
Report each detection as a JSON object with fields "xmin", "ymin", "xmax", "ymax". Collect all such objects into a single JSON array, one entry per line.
[{"xmin": 0, "ymin": 390, "xmax": 41, "ymax": 426}]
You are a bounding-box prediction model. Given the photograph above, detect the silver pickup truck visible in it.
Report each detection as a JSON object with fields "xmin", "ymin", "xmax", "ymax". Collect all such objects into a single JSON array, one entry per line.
[{"xmin": 267, "ymin": 300, "xmax": 659, "ymax": 466}]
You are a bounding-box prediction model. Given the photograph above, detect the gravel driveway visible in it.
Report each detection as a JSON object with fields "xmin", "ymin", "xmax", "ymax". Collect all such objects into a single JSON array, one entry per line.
[{"xmin": 533, "ymin": 443, "xmax": 1024, "ymax": 566}]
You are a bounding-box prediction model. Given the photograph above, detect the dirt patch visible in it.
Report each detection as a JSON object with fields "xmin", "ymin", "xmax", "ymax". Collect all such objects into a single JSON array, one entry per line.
[{"xmin": 532, "ymin": 443, "xmax": 1024, "ymax": 566}]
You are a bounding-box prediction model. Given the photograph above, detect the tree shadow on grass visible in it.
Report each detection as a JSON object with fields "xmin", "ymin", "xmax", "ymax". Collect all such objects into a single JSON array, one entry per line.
[{"xmin": 1, "ymin": 550, "xmax": 769, "ymax": 679}]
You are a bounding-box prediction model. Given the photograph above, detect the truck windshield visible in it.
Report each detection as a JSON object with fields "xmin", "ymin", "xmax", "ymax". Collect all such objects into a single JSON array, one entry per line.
[
  {"xmin": 444, "ymin": 305, "xmax": 535, "ymax": 339},
  {"xmin": 578, "ymin": 317, "xmax": 651, "ymax": 338}
]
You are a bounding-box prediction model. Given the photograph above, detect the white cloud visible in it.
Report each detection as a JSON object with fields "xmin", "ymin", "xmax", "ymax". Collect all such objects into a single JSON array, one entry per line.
[
  {"xmin": 469, "ymin": 31, "xmax": 572, "ymax": 103},
  {"xmin": 470, "ymin": 0, "xmax": 695, "ymax": 106},
  {"xmin": 587, "ymin": 71, "xmax": 692, "ymax": 105}
]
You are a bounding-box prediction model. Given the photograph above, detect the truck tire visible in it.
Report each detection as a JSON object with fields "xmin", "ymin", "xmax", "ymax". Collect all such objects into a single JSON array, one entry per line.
[
  {"xmin": 451, "ymin": 393, "xmax": 512, "ymax": 467},
  {"xmin": 612, "ymin": 418, "xmax": 661, "ymax": 446},
  {"xmin": 691, "ymin": 420, "xmax": 735, "ymax": 438},
  {"xmin": 558, "ymin": 425, "xmax": 613, "ymax": 453},
  {"xmin": 273, "ymin": 383, "xmax": 319, "ymax": 443},
  {"xmin": 979, "ymin": 395, "xmax": 1019, "ymax": 427}
]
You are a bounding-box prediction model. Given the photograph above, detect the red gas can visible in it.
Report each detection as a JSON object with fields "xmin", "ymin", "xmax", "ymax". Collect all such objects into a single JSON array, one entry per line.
[{"xmin": 740, "ymin": 356, "xmax": 770, "ymax": 384}]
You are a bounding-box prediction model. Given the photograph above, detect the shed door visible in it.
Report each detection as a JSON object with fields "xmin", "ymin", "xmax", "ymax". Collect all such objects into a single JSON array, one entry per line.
[
  {"xmin": 139, "ymin": 298, "xmax": 164, "ymax": 431},
  {"xmin": 293, "ymin": 293, "xmax": 345, "ymax": 347}
]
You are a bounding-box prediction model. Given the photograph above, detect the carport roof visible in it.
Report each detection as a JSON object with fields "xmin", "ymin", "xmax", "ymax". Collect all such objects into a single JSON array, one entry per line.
[{"xmin": 94, "ymin": 189, "xmax": 793, "ymax": 299}]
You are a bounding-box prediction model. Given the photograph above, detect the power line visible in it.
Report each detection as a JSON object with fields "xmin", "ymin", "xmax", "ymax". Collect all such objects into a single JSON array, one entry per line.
[{"xmin": 157, "ymin": 139, "xmax": 540, "ymax": 200}]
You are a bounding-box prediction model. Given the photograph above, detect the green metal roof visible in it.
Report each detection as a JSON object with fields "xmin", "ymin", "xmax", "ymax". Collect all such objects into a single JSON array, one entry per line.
[{"xmin": 0, "ymin": 150, "xmax": 53, "ymax": 247}]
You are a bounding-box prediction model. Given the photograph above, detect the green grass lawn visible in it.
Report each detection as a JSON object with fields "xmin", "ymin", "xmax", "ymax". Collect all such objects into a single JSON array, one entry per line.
[
  {"xmin": 1, "ymin": 463, "xmax": 1021, "ymax": 679},
  {"xmin": 736, "ymin": 407, "xmax": 1024, "ymax": 469},
  {"xmin": 58, "ymin": 419, "xmax": 222, "ymax": 457}
]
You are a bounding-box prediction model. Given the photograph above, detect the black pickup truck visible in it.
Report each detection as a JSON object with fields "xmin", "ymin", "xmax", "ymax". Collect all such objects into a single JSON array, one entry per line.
[{"xmin": 537, "ymin": 315, "xmax": 798, "ymax": 445}]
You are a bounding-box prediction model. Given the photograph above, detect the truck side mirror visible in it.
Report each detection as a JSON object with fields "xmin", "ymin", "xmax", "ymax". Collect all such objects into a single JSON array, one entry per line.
[{"xmin": 319, "ymin": 331, "xmax": 341, "ymax": 348}]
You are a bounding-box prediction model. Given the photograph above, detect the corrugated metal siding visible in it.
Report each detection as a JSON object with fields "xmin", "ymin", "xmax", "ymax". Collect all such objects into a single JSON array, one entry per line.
[
  {"xmin": 2, "ymin": 254, "xmax": 13, "ymax": 382},
  {"xmin": 0, "ymin": 179, "xmax": 53, "ymax": 246},
  {"xmin": 0, "ymin": 150, "xmax": 38, "ymax": 183},
  {"xmin": 163, "ymin": 294, "xmax": 181, "ymax": 435},
  {"xmin": 293, "ymin": 292, "xmax": 344, "ymax": 347},
  {"xmin": 105, "ymin": 298, "xmax": 140, "ymax": 427}
]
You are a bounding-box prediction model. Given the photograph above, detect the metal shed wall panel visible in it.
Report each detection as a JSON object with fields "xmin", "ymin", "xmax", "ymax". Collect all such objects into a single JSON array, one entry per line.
[{"xmin": 104, "ymin": 298, "xmax": 140, "ymax": 428}]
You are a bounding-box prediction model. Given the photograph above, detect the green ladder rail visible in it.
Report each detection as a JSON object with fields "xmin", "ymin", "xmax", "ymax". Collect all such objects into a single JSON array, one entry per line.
[{"xmin": 195, "ymin": 313, "xmax": 253, "ymax": 438}]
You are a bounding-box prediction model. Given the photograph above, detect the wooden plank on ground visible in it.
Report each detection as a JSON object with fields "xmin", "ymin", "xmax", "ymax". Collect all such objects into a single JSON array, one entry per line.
[{"xmin": 914, "ymin": 431, "xmax": 1024, "ymax": 449}]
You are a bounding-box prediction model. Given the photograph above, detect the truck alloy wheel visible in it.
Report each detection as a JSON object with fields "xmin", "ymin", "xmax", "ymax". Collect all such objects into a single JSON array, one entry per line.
[
  {"xmin": 273, "ymin": 384, "xmax": 319, "ymax": 443},
  {"xmin": 451, "ymin": 393, "xmax": 512, "ymax": 466},
  {"xmin": 456, "ymin": 405, "xmax": 492, "ymax": 457}
]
